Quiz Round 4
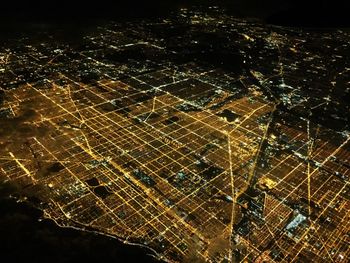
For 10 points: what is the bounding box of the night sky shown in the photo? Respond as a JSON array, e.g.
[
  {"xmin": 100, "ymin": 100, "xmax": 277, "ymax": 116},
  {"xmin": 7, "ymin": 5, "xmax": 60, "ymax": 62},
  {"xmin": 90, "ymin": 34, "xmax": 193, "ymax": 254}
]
[{"xmin": 2, "ymin": 0, "xmax": 350, "ymax": 26}]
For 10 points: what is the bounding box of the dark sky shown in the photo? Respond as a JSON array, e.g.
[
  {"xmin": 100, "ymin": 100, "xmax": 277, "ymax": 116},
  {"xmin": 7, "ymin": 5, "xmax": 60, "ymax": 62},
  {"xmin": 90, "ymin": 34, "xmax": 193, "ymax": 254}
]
[
  {"xmin": 3, "ymin": 0, "xmax": 350, "ymax": 25},
  {"xmin": 6, "ymin": 0, "xmax": 285, "ymax": 18},
  {"xmin": 0, "ymin": 0, "xmax": 347, "ymax": 38}
]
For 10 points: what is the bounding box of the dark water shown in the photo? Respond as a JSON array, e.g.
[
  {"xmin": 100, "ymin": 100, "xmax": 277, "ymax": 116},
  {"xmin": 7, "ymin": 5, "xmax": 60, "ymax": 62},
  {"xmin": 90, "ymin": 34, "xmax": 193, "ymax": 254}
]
[{"xmin": 0, "ymin": 183, "xmax": 160, "ymax": 263}]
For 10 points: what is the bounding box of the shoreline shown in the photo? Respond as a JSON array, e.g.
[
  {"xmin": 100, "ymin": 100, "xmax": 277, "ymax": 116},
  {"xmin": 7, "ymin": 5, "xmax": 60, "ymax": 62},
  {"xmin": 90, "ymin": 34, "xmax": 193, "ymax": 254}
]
[{"xmin": 0, "ymin": 192, "xmax": 162, "ymax": 263}]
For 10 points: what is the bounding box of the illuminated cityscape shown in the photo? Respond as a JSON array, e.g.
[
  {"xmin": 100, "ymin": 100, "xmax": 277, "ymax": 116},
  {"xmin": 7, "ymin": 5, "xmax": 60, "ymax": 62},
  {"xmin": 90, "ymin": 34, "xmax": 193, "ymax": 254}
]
[{"xmin": 0, "ymin": 7, "xmax": 349, "ymax": 262}]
